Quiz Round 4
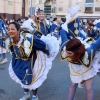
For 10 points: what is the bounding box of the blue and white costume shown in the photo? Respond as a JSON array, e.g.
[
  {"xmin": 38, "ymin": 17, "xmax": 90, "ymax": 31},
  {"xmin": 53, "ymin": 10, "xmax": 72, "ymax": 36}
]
[
  {"xmin": 22, "ymin": 18, "xmax": 35, "ymax": 30},
  {"xmin": 50, "ymin": 21, "xmax": 58, "ymax": 33},
  {"xmin": 0, "ymin": 19, "xmax": 7, "ymax": 54},
  {"xmin": 93, "ymin": 19, "xmax": 100, "ymax": 30},
  {"xmin": 87, "ymin": 28, "xmax": 99, "ymax": 40},
  {"xmin": 36, "ymin": 8, "xmax": 51, "ymax": 36},
  {"xmin": 60, "ymin": 36, "xmax": 100, "ymax": 83},
  {"xmin": 38, "ymin": 21, "xmax": 50, "ymax": 36},
  {"xmin": 50, "ymin": 20, "xmax": 60, "ymax": 39},
  {"xmin": 22, "ymin": 17, "xmax": 50, "ymax": 38},
  {"xmin": 22, "ymin": 18, "xmax": 42, "ymax": 37},
  {"xmin": 60, "ymin": 9, "xmax": 86, "ymax": 44},
  {"xmin": 9, "ymin": 32, "xmax": 59, "ymax": 90},
  {"xmin": 60, "ymin": 6, "xmax": 100, "ymax": 85}
]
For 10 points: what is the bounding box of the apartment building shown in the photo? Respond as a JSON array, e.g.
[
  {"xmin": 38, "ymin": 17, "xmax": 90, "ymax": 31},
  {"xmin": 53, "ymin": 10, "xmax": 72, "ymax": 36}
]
[
  {"xmin": 0, "ymin": 0, "xmax": 29, "ymax": 20},
  {"xmin": 51, "ymin": 0, "xmax": 100, "ymax": 17},
  {"xmin": 2, "ymin": 0, "xmax": 99, "ymax": 20},
  {"xmin": 34, "ymin": 0, "xmax": 100, "ymax": 18}
]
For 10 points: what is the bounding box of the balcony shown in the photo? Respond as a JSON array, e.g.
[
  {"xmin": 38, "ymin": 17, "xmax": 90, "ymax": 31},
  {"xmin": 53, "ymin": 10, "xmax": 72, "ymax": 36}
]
[
  {"xmin": 84, "ymin": 7, "xmax": 93, "ymax": 13},
  {"xmin": 85, "ymin": 3, "xmax": 94, "ymax": 7},
  {"xmin": 84, "ymin": 11, "xmax": 93, "ymax": 13}
]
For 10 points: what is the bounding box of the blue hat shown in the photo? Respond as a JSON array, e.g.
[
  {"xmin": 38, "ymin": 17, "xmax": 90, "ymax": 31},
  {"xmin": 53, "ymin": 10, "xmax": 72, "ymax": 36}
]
[{"xmin": 68, "ymin": 6, "xmax": 80, "ymax": 17}]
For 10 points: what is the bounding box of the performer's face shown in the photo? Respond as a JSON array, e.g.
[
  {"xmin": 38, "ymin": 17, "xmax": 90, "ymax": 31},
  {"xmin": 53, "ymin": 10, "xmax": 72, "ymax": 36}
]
[
  {"xmin": 66, "ymin": 50, "xmax": 74, "ymax": 58},
  {"xmin": 8, "ymin": 24, "xmax": 19, "ymax": 38},
  {"xmin": 38, "ymin": 11, "xmax": 45, "ymax": 21}
]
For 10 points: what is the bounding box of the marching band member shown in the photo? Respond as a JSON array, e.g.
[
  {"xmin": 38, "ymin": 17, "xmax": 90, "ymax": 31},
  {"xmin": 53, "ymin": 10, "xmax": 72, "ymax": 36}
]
[
  {"xmin": 87, "ymin": 22, "xmax": 99, "ymax": 40},
  {"xmin": 0, "ymin": 15, "xmax": 8, "ymax": 64},
  {"xmin": 60, "ymin": 6, "xmax": 100, "ymax": 100},
  {"xmin": 8, "ymin": 21, "xmax": 59, "ymax": 100},
  {"xmin": 50, "ymin": 15, "xmax": 61, "ymax": 39},
  {"xmin": 36, "ymin": 8, "xmax": 51, "ymax": 36},
  {"xmin": 60, "ymin": 6, "xmax": 86, "ymax": 44},
  {"xmin": 93, "ymin": 19, "xmax": 100, "ymax": 36},
  {"xmin": 22, "ymin": 14, "xmax": 43, "ymax": 38},
  {"xmin": 22, "ymin": 15, "xmax": 35, "ymax": 30},
  {"xmin": 60, "ymin": 37, "xmax": 100, "ymax": 100},
  {"xmin": 50, "ymin": 15, "xmax": 60, "ymax": 33}
]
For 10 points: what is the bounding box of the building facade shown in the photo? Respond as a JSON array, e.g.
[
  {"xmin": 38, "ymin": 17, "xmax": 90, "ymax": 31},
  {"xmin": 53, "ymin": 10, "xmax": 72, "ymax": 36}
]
[
  {"xmin": 1, "ymin": 0, "xmax": 100, "ymax": 20},
  {"xmin": 33, "ymin": 0, "xmax": 100, "ymax": 18},
  {"xmin": 0, "ymin": 0, "xmax": 30, "ymax": 20},
  {"xmin": 51, "ymin": 0, "xmax": 100, "ymax": 17}
]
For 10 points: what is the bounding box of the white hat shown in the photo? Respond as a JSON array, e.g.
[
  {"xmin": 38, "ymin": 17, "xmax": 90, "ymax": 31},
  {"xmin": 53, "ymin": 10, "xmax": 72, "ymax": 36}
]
[
  {"xmin": 68, "ymin": 6, "xmax": 80, "ymax": 17},
  {"xmin": 61, "ymin": 6, "xmax": 80, "ymax": 32}
]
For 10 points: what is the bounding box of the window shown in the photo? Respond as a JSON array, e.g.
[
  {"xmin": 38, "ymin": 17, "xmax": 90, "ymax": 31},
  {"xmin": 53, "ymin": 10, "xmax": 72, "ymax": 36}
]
[
  {"xmin": 8, "ymin": 1, "xmax": 13, "ymax": 5},
  {"xmin": 44, "ymin": 5, "xmax": 51, "ymax": 15},
  {"xmin": 95, "ymin": 7, "xmax": 100, "ymax": 11},
  {"xmin": 39, "ymin": 0, "xmax": 42, "ymax": 3},
  {"xmin": 59, "ymin": 7, "xmax": 63, "ymax": 11},
  {"xmin": 52, "ymin": 7, "xmax": 56, "ymax": 13},
  {"xmin": 85, "ymin": 7, "xmax": 93, "ymax": 13},
  {"xmin": 85, "ymin": 0, "xmax": 94, "ymax": 3}
]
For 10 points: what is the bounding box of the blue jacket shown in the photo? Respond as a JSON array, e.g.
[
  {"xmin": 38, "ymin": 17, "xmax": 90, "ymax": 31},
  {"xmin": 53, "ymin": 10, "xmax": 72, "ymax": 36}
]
[
  {"xmin": 60, "ymin": 37, "xmax": 100, "ymax": 68},
  {"xmin": 0, "ymin": 19, "xmax": 7, "ymax": 48},
  {"xmin": 9, "ymin": 33, "xmax": 49, "ymax": 85}
]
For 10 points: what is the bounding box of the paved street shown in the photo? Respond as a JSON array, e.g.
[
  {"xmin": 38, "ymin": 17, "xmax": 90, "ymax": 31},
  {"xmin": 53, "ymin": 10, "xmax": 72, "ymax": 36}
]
[{"xmin": 0, "ymin": 53, "xmax": 100, "ymax": 100}]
